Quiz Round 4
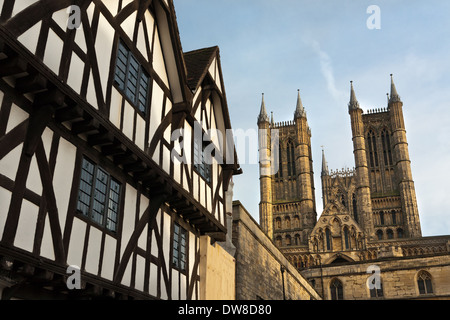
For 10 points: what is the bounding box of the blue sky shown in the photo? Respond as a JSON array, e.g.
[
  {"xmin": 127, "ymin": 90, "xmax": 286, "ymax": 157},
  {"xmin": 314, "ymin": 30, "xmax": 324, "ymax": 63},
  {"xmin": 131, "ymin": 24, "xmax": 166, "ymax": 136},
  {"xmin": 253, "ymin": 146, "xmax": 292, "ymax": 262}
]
[{"xmin": 173, "ymin": 0, "xmax": 450, "ymax": 236}]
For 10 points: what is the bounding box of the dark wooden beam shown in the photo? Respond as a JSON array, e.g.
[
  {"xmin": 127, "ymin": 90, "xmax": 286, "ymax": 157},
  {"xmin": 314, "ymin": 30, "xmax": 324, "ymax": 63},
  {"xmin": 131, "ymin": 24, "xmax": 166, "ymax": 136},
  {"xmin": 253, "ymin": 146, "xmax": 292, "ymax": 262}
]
[
  {"xmin": 133, "ymin": 168, "xmax": 157, "ymax": 182},
  {"xmin": 0, "ymin": 55, "xmax": 28, "ymax": 77},
  {"xmin": 0, "ymin": 119, "xmax": 28, "ymax": 160},
  {"xmin": 0, "ymin": 256, "xmax": 14, "ymax": 271},
  {"xmin": 15, "ymin": 72, "xmax": 48, "ymax": 94},
  {"xmin": 35, "ymin": 140, "xmax": 66, "ymax": 264},
  {"xmin": 182, "ymin": 210, "xmax": 202, "ymax": 220},
  {"xmin": 170, "ymin": 199, "xmax": 190, "ymax": 210},
  {"xmin": 55, "ymin": 104, "xmax": 84, "ymax": 123},
  {"xmin": 171, "ymin": 102, "xmax": 189, "ymax": 130},
  {"xmin": 71, "ymin": 118, "xmax": 100, "ymax": 135},
  {"xmin": 113, "ymin": 152, "xmax": 138, "ymax": 166},
  {"xmin": 197, "ymin": 222, "xmax": 218, "ymax": 233},
  {"xmin": 34, "ymin": 87, "xmax": 65, "ymax": 109},
  {"xmin": 0, "ymin": 40, "xmax": 15, "ymax": 57},
  {"xmin": 17, "ymin": 263, "xmax": 35, "ymax": 277},
  {"xmin": 206, "ymin": 232, "xmax": 226, "ymax": 242},
  {"xmin": 32, "ymin": 268, "xmax": 54, "ymax": 282},
  {"xmin": 113, "ymin": 193, "xmax": 167, "ymax": 284},
  {"xmin": 87, "ymin": 130, "xmax": 114, "ymax": 147},
  {"xmin": 189, "ymin": 216, "xmax": 207, "ymax": 225},
  {"xmin": 123, "ymin": 161, "xmax": 147, "ymax": 173},
  {"xmin": 101, "ymin": 142, "xmax": 127, "ymax": 156}
]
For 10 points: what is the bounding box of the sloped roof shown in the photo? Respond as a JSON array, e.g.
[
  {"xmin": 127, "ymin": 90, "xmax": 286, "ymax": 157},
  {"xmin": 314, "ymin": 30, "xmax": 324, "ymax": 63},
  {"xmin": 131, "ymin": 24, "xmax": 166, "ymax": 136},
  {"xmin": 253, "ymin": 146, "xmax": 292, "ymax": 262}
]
[{"xmin": 183, "ymin": 46, "xmax": 219, "ymax": 91}]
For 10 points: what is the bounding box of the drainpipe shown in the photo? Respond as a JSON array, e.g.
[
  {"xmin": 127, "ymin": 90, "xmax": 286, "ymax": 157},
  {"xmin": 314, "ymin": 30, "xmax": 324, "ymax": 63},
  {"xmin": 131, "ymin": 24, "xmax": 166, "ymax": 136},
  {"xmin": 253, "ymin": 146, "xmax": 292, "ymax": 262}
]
[{"xmin": 280, "ymin": 265, "xmax": 286, "ymax": 300}]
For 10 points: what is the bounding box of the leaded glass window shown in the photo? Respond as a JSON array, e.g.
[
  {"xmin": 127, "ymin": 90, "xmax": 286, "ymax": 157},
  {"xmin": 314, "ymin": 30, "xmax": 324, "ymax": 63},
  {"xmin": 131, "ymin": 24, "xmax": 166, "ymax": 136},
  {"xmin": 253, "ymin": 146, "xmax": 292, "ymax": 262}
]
[
  {"xmin": 344, "ymin": 227, "xmax": 350, "ymax": 250},
  {"xmin": 287, "ymin": 141, "xmax": 296, "ymax": 177},
  {"xmin": 193, "ymin": 136, "xmax": 212, "ymax": 184},
  {"xmin": 326, "ymin": 228, "xmax": 332, "ymax": 251},
  {"xmin": 367, "ymin": 130, "xmax": 378, "ymax": 168},
  {"xmin": 330, "ymin": 279, "xmax": 343, "ymax": 300},
  {"xmin": 114, "ymin": 40, "xmax": 150, "ymax": 114},
  {"xmin": 77, "ymin": 157, "xmax": 121, "ymax": 232},
  {"xmin": 417, "ymin": 271, "xmax": 433, "ymax": 295},
  {"xmin": 370, "ymin": 281, "xmax": 384, "ymax": 298},
  {"xmin": 172, "ymin": 223, "xmax": 187, "ymax": 271}
]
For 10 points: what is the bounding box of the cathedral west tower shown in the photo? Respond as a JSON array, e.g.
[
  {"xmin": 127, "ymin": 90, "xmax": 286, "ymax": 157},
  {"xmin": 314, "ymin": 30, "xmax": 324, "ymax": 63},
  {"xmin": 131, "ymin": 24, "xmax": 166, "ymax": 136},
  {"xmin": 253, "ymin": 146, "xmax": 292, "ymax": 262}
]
[
  {"xmin": 259, "ymin": 75, "xmax": 423, "ymax": 268},
  {"xmin": 258, "ymin": 91, "xmax": 317, "ymax": 246}
]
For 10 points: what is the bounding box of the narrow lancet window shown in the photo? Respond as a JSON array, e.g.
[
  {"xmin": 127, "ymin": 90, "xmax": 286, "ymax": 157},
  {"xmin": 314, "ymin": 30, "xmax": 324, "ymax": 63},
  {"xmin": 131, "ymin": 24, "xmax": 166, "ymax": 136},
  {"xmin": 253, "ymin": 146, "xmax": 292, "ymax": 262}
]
[{"xmin": 287, "ymin": 141, "xmax": 296, "ymax": 177}]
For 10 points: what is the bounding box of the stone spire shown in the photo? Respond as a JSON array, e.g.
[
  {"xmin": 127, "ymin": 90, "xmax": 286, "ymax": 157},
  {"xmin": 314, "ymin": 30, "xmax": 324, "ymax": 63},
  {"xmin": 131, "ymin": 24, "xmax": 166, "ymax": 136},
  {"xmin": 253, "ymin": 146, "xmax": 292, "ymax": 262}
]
[
  {"xmin": 321, "ymin": 147, "xmax": 329, "ymax": 176},
  {"xmin": 270, "ymin": 111, "xmax": 274, "ymax": 126},
  {"xmin": 389, "ymin": 74, "xmax": 401, "ymax": 103},
  {"xmin": 257, "ymin": 93, "xmax": 270, "ymax": 124},
  {"xmin": 348, "ymin": 81, "xmax": 360, "ymax": 111},
  {"xmin": 294, "ymin": 89, "xmax": 306, "ymax": 119}
]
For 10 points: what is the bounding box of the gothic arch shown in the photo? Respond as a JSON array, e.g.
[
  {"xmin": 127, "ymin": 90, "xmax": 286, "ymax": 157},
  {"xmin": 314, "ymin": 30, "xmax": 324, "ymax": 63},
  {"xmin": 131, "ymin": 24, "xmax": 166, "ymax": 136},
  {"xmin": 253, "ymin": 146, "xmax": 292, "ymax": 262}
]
[
  {"xmin": 416, "ymin": 270, "xmax": 434, "ymax": 295},
  {"xmin": 325, "ymin": 253, "xmax": 354, "ymax": 265}
]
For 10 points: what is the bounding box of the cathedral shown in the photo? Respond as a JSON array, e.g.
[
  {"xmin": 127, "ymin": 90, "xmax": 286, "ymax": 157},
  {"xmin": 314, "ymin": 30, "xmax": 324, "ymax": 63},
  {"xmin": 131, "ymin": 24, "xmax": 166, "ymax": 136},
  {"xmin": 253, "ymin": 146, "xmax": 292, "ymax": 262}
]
[{"xmin": 258, "ymin": 76, "xmax": 450, "ymax": 299}]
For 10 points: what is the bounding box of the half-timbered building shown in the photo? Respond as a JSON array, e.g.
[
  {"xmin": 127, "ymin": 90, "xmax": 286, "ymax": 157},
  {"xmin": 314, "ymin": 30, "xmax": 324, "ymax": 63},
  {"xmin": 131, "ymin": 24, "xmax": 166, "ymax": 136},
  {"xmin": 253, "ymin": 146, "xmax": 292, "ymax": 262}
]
[{"xmin": 0, "ymin": 0, "xmax": 241, "ymax": 300}]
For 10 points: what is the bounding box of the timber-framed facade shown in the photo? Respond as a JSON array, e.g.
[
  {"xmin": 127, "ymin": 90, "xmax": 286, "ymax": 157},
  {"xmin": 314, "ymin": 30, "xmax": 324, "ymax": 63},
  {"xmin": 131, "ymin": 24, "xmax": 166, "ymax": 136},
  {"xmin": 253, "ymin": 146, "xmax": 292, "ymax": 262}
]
[{"xmin": 0, "ymin": 0, "xmax": 241, "ymax": 300}]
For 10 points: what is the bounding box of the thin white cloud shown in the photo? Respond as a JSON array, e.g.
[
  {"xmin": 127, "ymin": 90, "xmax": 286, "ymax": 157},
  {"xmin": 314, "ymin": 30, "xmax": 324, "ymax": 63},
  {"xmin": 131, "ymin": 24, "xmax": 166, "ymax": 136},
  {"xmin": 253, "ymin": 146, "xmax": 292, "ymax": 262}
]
[{"xmin": 309, "ymin": 40, "xmax": 346, "ymax": 102}]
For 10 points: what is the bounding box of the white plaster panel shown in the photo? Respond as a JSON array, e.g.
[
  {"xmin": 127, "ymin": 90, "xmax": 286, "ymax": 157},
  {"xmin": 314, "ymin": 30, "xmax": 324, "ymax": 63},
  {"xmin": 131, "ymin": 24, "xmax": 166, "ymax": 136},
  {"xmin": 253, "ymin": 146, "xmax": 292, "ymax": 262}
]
[
  {"xmin": 121, "ymin": 11, "xmax": 136, "ymax": 40},
  {"xmin": 135, "ymin": 255, "xmax": 146, "ymax": 292},
  {"xmin": 43, "ymin": 30, "xmax": 63, "ymax": 75},
  {"xmin": 122, "ymin": 101, "xmax": 134, "ymax": 141},
  {"xmin": 0, "ymin": 188, "xmax": 11, "ymax": 240},
  {"xmin": 14, "ymin": 200, "xmax": 38, "ymax": 252},
  {"xmin": 149, "ymin": 262, "xmax": 158, "ymax": 297},
  {"xmin": 85, "ymin": 226, "xmax": 102, "ymax": 275},
  {"xmin": 109, "ymin": 87, "xmax": 123, "ymax": 128},
  {"xmin": 101, "ymin": 234, "xmax": 116, "ymax": 281},
  {"xmin": 0, "ymin": 143, "xmax": 22, "ymax": 181},
  {"xmin": 67, "ymin": 53, "xmax": 84, "ymax": 94},
  {"xmin": 39, "ymin": 215, "xmax": 55, "ymax": 261},
  {"xmin": 17, "ymin": 21, "xmax": 41, "ymax": 55},
  {"xmin": 121, "ymin": 184, "xmax": 137, "ymax": 255},
  {"xmin": 5, "ymin": 103, "xmax": 28, "ymax": 134},
  {"xmin": 52, "ymin": 138, "xmax": 76, "ymax": 229},
  {"xmin": 95, "ymin": 13, "xmax": 115, "ymax": 98},
  {"xmin": 152, "ymin": 27, "xmax": 169, "ymax": 88},
  {"xmin": 172, "ymin": 269, "xmax": 179, "ymax": 300},
  {"xmin": 67, "ymin": 218, "xmax": 87, "ymax": 268}
]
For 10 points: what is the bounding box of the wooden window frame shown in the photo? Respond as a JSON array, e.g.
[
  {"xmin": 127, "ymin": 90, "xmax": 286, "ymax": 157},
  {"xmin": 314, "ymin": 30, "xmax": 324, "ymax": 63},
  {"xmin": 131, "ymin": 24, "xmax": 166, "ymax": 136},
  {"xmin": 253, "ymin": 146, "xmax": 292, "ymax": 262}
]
[
  {"xmin": 193, "ymin": 135, "xmax": 212, "ymax": 185},
  {"xmin": 76, "ymin": 156, "xmax": 122, "ymax": 233},
  {"xmin": 114, "ymin": 40, "xmax": 150, "ymax": 117},
  {"xmin": 172, "ymin": 222, "xmax": 188, "ymax": 273}
]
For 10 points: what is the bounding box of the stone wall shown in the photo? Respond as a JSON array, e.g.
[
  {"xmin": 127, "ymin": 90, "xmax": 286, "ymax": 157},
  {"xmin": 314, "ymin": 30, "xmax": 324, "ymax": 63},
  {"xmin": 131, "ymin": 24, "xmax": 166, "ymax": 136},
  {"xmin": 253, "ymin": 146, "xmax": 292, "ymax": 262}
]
[
  {"xmin": 301, "ymin": 254, "xmax": 450, "ymax": 300},
  {"xmin": 199, "ymin": 235, "xmax": 236, "ymax": 300},
  {"xmin": 232, "ymin": 201, "xmax": 321, "ymax": 300}
]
